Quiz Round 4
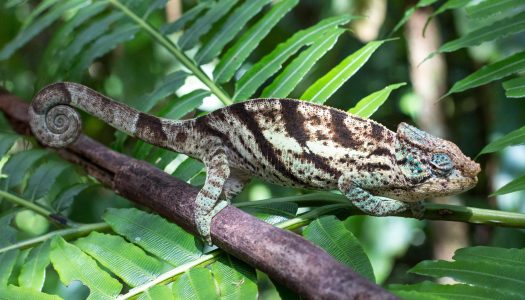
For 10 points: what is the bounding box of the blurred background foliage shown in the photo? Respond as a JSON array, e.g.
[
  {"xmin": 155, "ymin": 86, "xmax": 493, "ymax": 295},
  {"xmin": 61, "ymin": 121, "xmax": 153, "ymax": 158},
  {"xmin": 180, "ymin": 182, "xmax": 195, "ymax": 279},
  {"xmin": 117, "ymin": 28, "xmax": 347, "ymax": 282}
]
[{"xmin": 0, "ymin": 0, "xmax": 525, "ymax": 299}]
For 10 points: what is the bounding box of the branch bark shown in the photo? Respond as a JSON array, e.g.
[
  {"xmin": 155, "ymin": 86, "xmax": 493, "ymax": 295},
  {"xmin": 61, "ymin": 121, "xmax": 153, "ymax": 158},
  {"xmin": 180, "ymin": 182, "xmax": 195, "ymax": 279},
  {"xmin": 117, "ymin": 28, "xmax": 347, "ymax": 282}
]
[{"xmin": 0, "ymin": 90, "xmax": 397, "ymax": 300}]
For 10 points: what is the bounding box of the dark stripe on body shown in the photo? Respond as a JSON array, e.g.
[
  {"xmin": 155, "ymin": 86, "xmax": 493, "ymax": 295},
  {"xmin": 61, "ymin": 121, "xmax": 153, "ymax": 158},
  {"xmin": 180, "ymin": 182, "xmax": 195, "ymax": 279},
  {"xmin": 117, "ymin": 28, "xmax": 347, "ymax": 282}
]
[
  {"xmin": 281, "ymin": 100, "xmax": 341, "ymax": 178},
  {"xmin": 329, "ymin": 109, "xmax": 363, "ymax": 149},
  {"xmin": 197, "ymin": 112, "xmax": 257, "ymax": 172},
  {"xmin": 136, "ymin": 113, "xmax": 168, "ymax": 146},
  {"xmin": 228, "ymin": 102, "xmax": 309, "ymax": 186}
]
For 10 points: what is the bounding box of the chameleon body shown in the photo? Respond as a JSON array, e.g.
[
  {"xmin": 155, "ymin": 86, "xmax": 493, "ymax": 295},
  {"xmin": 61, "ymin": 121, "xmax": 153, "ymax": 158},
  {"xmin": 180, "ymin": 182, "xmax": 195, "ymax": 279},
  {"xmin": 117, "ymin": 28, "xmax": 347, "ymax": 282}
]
[{"xmin": 30, "ymin": 83, "xmax": 480, "ymax": 244}]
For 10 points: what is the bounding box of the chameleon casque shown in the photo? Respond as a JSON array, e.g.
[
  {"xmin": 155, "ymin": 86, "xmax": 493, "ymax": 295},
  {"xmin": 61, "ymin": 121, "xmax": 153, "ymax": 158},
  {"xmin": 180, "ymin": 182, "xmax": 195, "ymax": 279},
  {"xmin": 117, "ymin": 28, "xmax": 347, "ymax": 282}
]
[{"xmin": 29, "ymin": 82, "xmax": 480, "ymax": 244}]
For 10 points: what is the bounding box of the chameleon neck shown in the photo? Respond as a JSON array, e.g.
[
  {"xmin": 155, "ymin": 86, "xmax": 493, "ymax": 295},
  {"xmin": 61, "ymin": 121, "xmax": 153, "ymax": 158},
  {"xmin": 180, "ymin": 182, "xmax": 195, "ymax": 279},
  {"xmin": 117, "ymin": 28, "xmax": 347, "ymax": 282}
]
[{"xmin": 29, "ymin": 82, "xmax": 194, "ymax": 153}]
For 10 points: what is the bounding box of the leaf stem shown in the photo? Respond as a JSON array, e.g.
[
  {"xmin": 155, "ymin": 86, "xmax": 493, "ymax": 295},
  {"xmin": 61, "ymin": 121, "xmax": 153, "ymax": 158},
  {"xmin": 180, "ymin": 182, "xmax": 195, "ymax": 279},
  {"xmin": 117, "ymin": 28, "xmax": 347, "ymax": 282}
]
[
  {"xmin": 0, "ymin": 222, "xmax": 109, "ymax": 254},
  {"xmin": 0, "ymin": 190, "xmax": 53, "ymax": 218},
  {"xmin": 118, "ymin": 250, "xmax": 222, "ymax": 300},
  {"xmin": 107, "ymin": 0, "xmax": 232, "ymax": 106},
  {"xmin": 237, "ymin": 192, "xmax": 525, "ymax": 228}
]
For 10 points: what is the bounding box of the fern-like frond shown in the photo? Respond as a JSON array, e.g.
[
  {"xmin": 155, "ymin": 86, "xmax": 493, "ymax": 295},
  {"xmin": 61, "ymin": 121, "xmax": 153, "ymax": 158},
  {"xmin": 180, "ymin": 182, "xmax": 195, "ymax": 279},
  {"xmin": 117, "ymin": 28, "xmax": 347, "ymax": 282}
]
[{"xmin": 389, "ymin": 246, "xmax": 525, "ymax": 299}]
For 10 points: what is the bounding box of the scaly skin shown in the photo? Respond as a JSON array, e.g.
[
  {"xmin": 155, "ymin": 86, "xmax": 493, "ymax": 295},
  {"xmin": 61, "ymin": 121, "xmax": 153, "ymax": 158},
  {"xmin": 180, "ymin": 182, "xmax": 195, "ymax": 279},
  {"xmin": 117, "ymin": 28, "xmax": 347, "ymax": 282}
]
[{"xmin": 29, "ymin": 82, "xmax": 481, "ymax": 244}]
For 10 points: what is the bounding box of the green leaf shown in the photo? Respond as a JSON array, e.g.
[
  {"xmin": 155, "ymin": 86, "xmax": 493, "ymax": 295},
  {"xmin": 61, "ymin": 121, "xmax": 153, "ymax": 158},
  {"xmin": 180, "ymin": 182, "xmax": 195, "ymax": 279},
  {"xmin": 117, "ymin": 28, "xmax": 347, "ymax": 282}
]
[
  {"xmin": 446, "ymin": 51, "xmax": 525, "ymax": 97},
  {"xmin": 234, "ymin": 15, "xmax": 352, "ymax": 101},
  {"xmin": 241, "ymin": 202, "xmax": 298, "ymax": 225},
  {"xmin": 140, "ymin": 71, "xmax": 189, "ymax": 112},
  {"xmin": 172, "ymin": 158, "xmax": 205, "ymax": 181},
  {"xmin": 301, "ymin": 40, "xmax": 386, "ymax": 104},
  {"xmin": 492, "ymin": 174, "xmax": 525, "ymax": 196},
  {"xmin": 71, "ymin": 23, "xmax": 139, "ymax": 79},
  {"xmin": 434, "ymin": 0, "xmax": 471, "ymax": 16},
  {"xmin": 392, "ymin": 247, "xmax": 525, "ymax": 299},
  {"xmin": 453, "ymin": 246, "xmax": 525, "ymax": 267},
  {"xmin": 261, "ymin": 28, "xmax": 345, "ymax": 98},
  {"xmin": 56, "ymin": 12, "xmax": 124, "ymax": 77},
  {"xmin": 18, "ymin": 240, "xmax": 51, "ymax": 291},
  {"xmin": 172, "ymin": 268, "xmax": 220, "ymax": 300},
  {"xmin": 75, "ymin": 232, "xmax": 165, "ymax": 287},
  {"xmin": 138, "ymin": 285, "xmax": 174, "ymax": 300},
  {"xmin": 0, "ymin": 215, "xmax": 17, "ymax": 248},
  {"xmin": 178, "ymin": 0, "xmax": 237, "ymax": 50},
  {"xmin": 195, "ymin": 0, "xmax": 271, "ymax": 64},
  {"xmin": 389, "ymin": 0, "xmax": 438, "ymax": 35},
  {"xmin": 2, "ymin": 149, "xmax": 50, "ymax": 189},
  {"xmin": 211, "ymin": 255, "xmax": 258, "ymax": 300},
  {"xmin": 390, "ymin": 281, "xmax": 510, "ymax": 300},
  {"xmin": 348, "ymin": 83, "xmax": 406, "ymax": 118},
  {"xmin": 161, "ymin": 2, "xmax": 211, "ymax": 35},
  {"xmin": 24, "ymin": 160, "xmax": 71, "ymax": 200},
  {"xmin": 437, "ymin": 11, "xmax": 525, "ymax": 54},
  {"xmin": 0, "ymin": 0, "xmax": 87, "ymax": 60},
  {"xmin": 214, "ymin": 0, "xmax": 298, "ymax": 83},
  {"xmin": 38, "ymin": 2, "xmax": 109, "ymax": 82},
  {"xmin": 503, "ymin": 77, "xmax": 525, "ymax": 98},
  {"xmin": 0, "ymin": 132, "xmax": 19, "ymax": 157},
  {"xmin": 50, "ymin": 237, "xmax": 122, "ymax": 300},
  {"xmin": 303, "ymin": 216, "xmax": 375, "ymax": 282},
  {"xmin": 478, "ymin": 125, "xmax": 525, "ymax": 156},
  {"xmin": 51, "ymin": 182, "xmax": 92, "ymax": 213},
  {"xmin": 410, "ymin": 255, "xmax": 525, "ymax": 297},
  {"xmin": 0, "ymin": 285, "xmax": 62, "ymax": 300},
  {"xmin": 103, "ymin": 208, "xmax": 203, "ymax": 266},
  {"xmin": 0, "ymin": 249, "xmax": 19, "ymax": 286},
  {"xmin": 159, "ymin": 89, "xmax": 209, "ymax": 119},
  {"xmin": 466, "ymin": 0, "xmax": 525, "ymax": 19}
]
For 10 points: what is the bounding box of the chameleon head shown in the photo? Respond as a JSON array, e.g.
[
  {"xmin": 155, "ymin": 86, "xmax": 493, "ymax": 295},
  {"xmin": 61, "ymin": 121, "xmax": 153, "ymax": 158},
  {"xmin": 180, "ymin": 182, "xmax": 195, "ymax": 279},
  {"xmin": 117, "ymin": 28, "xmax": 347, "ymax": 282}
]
[{"xmin": 395, "ymin": 123, "xmax": 480, "ymax": 199}]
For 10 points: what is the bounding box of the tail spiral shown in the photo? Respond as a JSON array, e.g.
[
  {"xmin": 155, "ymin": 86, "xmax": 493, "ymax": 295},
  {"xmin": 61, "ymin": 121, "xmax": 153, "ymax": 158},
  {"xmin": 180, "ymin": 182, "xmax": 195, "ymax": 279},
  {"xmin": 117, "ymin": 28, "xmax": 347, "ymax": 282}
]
[{"xmin": 29, "ymin": 83, "xmax": 81, "ymax": 147}]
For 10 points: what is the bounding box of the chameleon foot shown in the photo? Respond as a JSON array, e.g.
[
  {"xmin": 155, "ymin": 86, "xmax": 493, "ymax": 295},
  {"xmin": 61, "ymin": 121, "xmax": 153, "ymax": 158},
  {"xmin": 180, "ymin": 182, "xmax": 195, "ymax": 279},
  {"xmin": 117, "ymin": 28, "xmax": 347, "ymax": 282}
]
[{"xmin": 195, "ymin": 200, "xmax": 229, "ymax": 245}]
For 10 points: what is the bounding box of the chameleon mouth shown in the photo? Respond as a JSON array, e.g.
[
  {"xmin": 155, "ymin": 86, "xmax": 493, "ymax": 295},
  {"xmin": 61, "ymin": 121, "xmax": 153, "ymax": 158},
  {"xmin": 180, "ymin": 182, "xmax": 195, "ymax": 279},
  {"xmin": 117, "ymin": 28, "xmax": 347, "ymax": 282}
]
[{"xmin": 463, "ymin": 161, "xmax": 481, "ymax": 179}]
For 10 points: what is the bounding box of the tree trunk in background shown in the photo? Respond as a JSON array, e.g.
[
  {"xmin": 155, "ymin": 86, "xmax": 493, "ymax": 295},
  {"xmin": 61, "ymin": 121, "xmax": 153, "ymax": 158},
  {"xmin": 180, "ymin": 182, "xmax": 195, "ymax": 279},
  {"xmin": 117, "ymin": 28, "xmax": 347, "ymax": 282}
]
[
  {"xmin": 405, "ymin": 8, "xmax": 468, "ymax": 267},
  {"xmin": 166, "ymin": 0, "xmax": 181, "ymax": 23}
]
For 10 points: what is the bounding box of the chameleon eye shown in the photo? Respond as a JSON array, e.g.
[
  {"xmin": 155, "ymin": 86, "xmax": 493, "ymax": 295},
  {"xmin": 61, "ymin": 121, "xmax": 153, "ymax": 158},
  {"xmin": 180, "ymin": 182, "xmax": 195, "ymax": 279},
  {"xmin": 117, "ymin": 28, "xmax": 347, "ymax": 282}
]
[{"xmin": 430, "ymin": 153, "xmax": 454, "ymax": 175}]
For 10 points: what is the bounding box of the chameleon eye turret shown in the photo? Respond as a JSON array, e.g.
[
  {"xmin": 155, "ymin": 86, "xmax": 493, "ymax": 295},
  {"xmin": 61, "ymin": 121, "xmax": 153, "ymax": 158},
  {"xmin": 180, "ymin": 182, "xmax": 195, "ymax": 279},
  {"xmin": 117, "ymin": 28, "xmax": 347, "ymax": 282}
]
[
  {"xmin": 30, "ymin": 82, "xmax": 480, "ymax": 243},
  {"xmin": 430, "ymin": 153, "xmax": 454, "ymax": 175}
]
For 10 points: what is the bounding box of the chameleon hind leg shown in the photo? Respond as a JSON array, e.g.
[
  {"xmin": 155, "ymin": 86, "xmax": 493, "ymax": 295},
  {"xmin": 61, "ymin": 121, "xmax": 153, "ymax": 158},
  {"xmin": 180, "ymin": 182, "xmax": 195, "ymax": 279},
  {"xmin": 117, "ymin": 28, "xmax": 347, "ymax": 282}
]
[
  {"xmin": 222, "ymin": 168, "xmax": 251, "ymax": 201},
  {"xmin": 338, "ymin": 175, "xmax": 411, "ymax": 216},
  {"xmin": 195, "ymin": 146, "xmax": 230, "ymax": 245}
]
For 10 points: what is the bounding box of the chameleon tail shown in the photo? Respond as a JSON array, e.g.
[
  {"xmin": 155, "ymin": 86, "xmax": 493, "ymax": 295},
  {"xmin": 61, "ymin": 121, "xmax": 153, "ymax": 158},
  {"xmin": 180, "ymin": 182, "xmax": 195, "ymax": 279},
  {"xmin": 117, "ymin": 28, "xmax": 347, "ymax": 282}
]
[{"xmin": 29, "ymin": 82, "xmax": 187, "ymax": 149}]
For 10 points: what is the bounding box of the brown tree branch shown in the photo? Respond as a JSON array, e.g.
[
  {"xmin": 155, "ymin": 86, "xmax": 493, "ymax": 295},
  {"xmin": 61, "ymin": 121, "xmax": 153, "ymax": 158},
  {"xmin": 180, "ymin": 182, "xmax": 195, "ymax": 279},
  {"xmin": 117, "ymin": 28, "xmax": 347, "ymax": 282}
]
[{"xmin": 0, "ymin": 90, "xmax": 396, "ymax": 300}]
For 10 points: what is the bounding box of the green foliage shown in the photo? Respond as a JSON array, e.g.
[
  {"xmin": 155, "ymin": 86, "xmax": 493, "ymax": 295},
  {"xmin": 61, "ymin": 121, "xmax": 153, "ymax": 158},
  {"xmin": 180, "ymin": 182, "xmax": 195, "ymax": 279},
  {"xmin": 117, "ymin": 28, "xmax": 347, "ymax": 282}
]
[
  {"xmin": 348, "ymin": 83, "xmax": 406, "ymax": 118},
  {"xmin": 171, "ymin": 268, "xmax": 219, "ymax": 299},
  {"xmin": 478, "ymin": 125, "xmax": 525, "ymax": 156},
  {"xmin": 445, "ymin": 51, "xmax": 525, "ymax": 97},
  {"xmin": 390, "ymin": 246, "xmax": 525, "ymax": 300},
  {"xmin": 303, "ymin": 216, "xmax": 375, "ymax": 282},
  {"xmin": 503, "ymin": 77, "xmax": 525, "ymax": 98},
  {"xmin": 1, "ymin": 0, "xmax": 525, "ymax": 299},
  {"xmin": 103, "ymin": 208, "xmax": 203, "ymax": 266},
  {"xmin": 50, "ymin": 236, "xmax": 123, "ymax": 299},
  {"xmin": 301, "ymin": 40, "xmax": 386, "ymax": 104},
  {"xmin": 233, "ymin": 15, "xmax": 352, "ymax": 101}
]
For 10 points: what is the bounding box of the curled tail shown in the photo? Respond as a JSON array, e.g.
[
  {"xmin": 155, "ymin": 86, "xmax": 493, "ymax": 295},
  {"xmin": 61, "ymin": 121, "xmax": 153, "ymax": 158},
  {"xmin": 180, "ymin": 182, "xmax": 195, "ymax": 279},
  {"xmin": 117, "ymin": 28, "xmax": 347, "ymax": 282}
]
[{"xmin": 29, "ymin": 82, "xmax": 191, "ymax": 150}]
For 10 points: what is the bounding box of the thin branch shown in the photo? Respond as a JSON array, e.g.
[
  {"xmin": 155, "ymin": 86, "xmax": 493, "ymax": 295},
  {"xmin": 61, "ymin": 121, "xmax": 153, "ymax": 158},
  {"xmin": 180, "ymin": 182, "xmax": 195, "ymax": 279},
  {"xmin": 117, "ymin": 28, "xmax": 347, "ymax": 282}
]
[
  {"xmin": 0, "ymin": 222, "xmax": 109, "ymax": 254},
  {"xmin": 107, "ymin": 0, "xmax": 233, "ymax": 106},
  {"xmin": 237, "ymin": 192, "xmax": 525, "ymax": 228},
  {"xmin": 118, "ymin": 250, "xmax": 222, "ymax": 300},
  {"xmin": 0, "ymin": 190, "xmax": 53, "ymax": 217}
]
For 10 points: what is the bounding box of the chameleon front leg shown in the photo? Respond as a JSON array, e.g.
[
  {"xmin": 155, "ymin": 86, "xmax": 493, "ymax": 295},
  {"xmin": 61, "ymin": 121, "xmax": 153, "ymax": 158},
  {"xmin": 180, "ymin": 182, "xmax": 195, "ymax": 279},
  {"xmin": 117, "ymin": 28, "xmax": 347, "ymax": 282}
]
[
  {"xmin": 195, "ymin": 146, "xmax": 230, "ymax": 245},
  {"xmin": 338, "ymin": 174, "xmax": 412, "ymax": 216}
]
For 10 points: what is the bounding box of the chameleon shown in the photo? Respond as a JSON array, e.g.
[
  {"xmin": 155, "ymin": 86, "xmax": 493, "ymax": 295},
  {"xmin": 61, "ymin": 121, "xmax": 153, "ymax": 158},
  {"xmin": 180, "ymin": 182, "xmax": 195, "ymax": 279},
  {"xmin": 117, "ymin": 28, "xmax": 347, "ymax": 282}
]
[{"xmin": 29, "ymin": 82, "xmax": 480, "ymax": 244}]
